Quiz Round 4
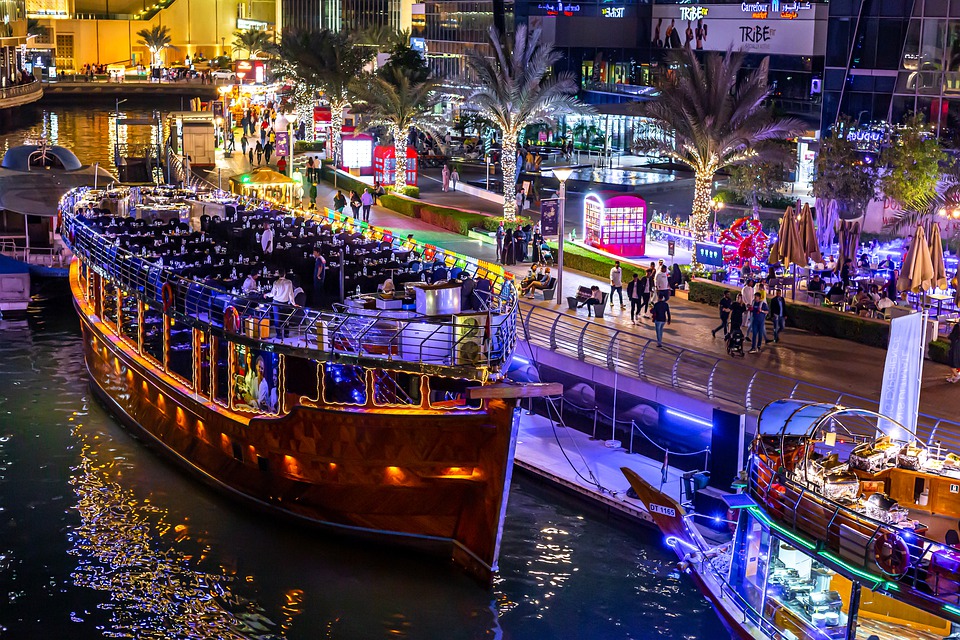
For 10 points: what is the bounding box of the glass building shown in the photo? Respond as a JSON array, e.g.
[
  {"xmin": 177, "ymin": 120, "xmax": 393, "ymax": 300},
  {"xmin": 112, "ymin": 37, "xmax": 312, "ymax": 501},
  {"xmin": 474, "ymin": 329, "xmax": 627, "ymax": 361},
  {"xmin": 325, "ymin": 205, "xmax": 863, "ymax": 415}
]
[
  {"xmin": 412, "ymin": 0, "xmax": 514, "ymax": 79},
  {"xmin": 282, "ymin": 0, "xmax": 399, "ymax": 34},
  {"xmin": 822, "ymin": 0, "xmax": 960, "ymax": 144}
]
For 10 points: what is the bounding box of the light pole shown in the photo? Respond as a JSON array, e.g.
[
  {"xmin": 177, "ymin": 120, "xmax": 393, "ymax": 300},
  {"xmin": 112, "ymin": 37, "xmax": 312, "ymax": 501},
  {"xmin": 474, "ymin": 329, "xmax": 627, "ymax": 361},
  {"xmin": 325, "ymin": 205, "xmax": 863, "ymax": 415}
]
[
  {"xmin": 551, "ymin": 167, "xmax": 574, "ymax": 304},
  {"xmin": 218, "ymin": 85, "xmax": 232, "ymax": 156}
]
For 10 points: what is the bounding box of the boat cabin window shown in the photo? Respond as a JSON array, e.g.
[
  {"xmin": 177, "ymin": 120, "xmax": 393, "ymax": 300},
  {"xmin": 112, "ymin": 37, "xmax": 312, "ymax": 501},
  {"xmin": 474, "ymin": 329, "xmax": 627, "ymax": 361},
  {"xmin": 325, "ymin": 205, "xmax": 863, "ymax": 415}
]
[
  {"xmin": 213, "ymin": 337, "xmax": 229, "ymax": 407},
  {"xmin": 101, "ymin": 279, "xmax": 118, "ymax": 330},
  {"xmin": 372, "ymin": 370, "xmax": 422, "ymax": 407},
  {"xmin": 118, "ymin": 292, "xmax": 138, "ymax": 348},
  {"xmin": 195, "ymin": 330, "xmax": 211, "ymax": 398},
  {"xmin": 323, "ymin": 364, "xmax": 366, "ymax": 406},
  {"xmin": 141, "ymin": 302, "xmax": 164, "ymax": 366},
  {"xmin": 167, "ymin": 317, "xmax": 193, "ymax": 387}
]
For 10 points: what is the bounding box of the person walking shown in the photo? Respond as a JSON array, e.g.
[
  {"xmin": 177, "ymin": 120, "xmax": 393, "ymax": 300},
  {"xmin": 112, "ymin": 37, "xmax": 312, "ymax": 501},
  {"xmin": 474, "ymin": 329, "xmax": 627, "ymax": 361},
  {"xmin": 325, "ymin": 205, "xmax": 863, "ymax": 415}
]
[
  {"xmin": 651, "ymin": 294, "xmax": 671, "ymax": 347},
  {"xmin": 729, "ymin": 293, "xmax": 747, "ymax": 337},
  {"xmin": 741, "ymin": 278, "xmax": 755, "ymax": 335},
  {"xmin": 441, "ymin": 164, "xmax": 450, "ymax": 192},
  {"xmin": 255, "ymin": 140, "xmax": 264, "ymax": 165},
  {"xmin": 655, "ymin": 264, "xmax": 670, "ymax": 300},
  {"xmin": 264, "ymin": 140, "xmax": 274, "ymax": 164},
  {"xmin": 768, "ymin": 289, "xmax": 786, "ymax": 343},
  {"xmin": 610, "ymin": 260, "xmax": 625, "ymax": 309},
  {"xmin": 241, "ymin": 135, "xmax": 248, "ymax": 155},
  {"xmin": 627, "ymin": 272, "xmax": 642, "ymax": 324},
  {"xmin": 712, "ymin": 290, "xmax": 732, "ymax": 338},
  {"xmin": 349, "ymin": 190, "xmax": 362, "ymax": 219},
  {"xmin": 361, "ymin": 188, "xmax": 373, "ymax": 222},
  {"xmin": 947, "ymin": 323, "xmax": 960, "ymax": 382},
  {"xmin": 639, "ymin": 268, "xmax": 653, "ymax": 317},
  {"xmin": 748, "ymin": 292, "xmax": 769, "ymax": 353},
  {"xmin": 450, "ymin": 166, "xmax": 460, "ymax": 191},
  {"xmin": 496, "ymin": 222, "xmax": 505, "ymax": 263},
  {"xmin": 515, "ymin": 187, "xmax": 525, "ymax": 213},
  {"xmin": 333, "ymin": 190, "xmax": 346, "ymax": 214}
]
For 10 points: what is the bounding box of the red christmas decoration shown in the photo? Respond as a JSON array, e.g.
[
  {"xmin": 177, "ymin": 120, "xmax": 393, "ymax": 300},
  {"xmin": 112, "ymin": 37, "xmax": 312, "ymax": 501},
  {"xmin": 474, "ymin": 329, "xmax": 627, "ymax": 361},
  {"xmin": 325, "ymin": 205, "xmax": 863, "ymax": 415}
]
[{"xmin": 718, "ymin": 217, "xmax": 768, "ymax": 267}]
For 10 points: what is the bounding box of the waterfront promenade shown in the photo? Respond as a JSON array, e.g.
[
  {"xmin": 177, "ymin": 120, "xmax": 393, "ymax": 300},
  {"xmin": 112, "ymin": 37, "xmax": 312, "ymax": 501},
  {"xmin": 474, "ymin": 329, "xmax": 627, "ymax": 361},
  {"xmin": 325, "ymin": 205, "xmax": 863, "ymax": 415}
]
[{"xmin": 200, "ymin": 152, "xmax": 960, "ymax": 423}]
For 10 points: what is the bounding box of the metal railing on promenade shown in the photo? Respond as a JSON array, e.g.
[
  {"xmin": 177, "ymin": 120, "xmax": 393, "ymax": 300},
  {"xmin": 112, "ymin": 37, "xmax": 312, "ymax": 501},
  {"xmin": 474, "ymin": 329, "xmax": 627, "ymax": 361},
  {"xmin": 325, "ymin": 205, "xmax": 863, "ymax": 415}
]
[{"xmin": 517, "ymin": 301, "xmax": 960, "ymax": 451}]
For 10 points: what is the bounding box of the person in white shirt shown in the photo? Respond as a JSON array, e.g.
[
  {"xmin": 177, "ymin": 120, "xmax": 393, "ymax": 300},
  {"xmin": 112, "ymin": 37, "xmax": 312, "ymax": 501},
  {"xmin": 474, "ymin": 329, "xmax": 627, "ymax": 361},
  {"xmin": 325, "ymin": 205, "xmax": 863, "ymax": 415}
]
[
  {"xmin": 242, "ymin": 272, "xmax": 258, "ymax": 294},
  {"xmin": 609, "ymin": 261, "xmax": 625, "ymax": 309},
  {"xmin": 267, "ymin": 273, "xmax": 297, "ymax": 338},
  {"xmin": 655, "ymin": 265, "xmax": 670, "ymax": 299},
  {"xmin": 741, "ymin": 279, "xmax": 755, "ymax": 333},
  {"xmin": 261, "ymin": 223, "xmax": 274, "ymax": 254}
]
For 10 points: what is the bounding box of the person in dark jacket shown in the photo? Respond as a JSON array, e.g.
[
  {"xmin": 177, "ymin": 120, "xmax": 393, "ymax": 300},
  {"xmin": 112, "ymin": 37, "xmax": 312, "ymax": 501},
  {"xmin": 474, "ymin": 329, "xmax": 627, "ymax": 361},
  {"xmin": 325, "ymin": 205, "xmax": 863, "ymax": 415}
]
[
  {"xmin": 712, "ymin": 290, "xmax": 732, "ymax": 338},
  {"xmin": 627, "ymin": 273, "xmax": 642, "ymax": 324},
  {"xmin": 651, "ymin": 293, "xmax": 671, "ymax": 347},
  {"xmin": 948, "ymin": 323, "xmax": 960, "ymax": 383},
  {"xmin": 349, "ymin": 190, "xmax": 362, "ymax": 218},
  {"xmin": 768, "ymin": 289, "xmax": 786, "ymax": 343}
]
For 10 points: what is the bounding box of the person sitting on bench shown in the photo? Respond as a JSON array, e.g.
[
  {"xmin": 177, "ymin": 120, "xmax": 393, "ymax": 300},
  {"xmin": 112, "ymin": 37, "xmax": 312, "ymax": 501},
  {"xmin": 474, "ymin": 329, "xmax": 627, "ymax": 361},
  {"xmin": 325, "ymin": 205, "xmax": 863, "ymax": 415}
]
[
  {"xmin": 577, "ymin": 285, "xmax": 603, "ymax": 317},
  {"xmin": 522, "ymin": 267, "xmax": 551, "ymax": 298}
]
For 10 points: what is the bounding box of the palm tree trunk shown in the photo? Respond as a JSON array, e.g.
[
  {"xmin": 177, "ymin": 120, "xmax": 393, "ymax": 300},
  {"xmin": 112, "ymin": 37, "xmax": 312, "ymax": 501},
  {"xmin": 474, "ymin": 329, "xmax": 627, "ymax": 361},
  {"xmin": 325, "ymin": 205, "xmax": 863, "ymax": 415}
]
[
  {"xmin": 330, "ymin": 98, "xmax": 346, "ymax": 164},
  {"xmin": 692, "ymin": 171, "xmax": 713, "ymax": 242},
  {"xmin": 295, "ymin": 85, "xmax": 315, "ymax": 142},
  {"xmin": 392, "ymin": 125, "xmax": 407, "ymax": 191},
  {"xmin": 751, "ymin": 191, "xmax": 760, "ymax": 219},
  {"xmin": 501, "ymin": 134, "xmax": 518, "ymax": 221}
]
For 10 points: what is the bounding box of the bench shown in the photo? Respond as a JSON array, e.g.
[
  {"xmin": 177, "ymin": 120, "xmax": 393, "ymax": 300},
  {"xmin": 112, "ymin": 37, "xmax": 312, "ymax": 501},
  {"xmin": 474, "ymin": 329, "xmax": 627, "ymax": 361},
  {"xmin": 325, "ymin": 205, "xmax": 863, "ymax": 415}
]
[
  {"xmin": 536, "ymin": 277, "xmax": 557, "ymax": 301},
  {"xmin": 566, "ymin": 286, "xmax": 608, "ymax": 318}
]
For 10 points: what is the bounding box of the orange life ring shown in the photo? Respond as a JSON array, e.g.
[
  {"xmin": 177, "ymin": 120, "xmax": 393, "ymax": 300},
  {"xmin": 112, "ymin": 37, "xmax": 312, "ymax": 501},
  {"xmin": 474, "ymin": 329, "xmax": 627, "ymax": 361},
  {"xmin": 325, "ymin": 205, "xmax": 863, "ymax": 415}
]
[
  {"xmin": 161, "ymin": 282, "xmax": 175, "ymax": 313},
  {"xmin": 875, "ymin": 531, "xmax": 911, "ymax": 577},
  {"xmin": 224, "ymin": 306, "xmax": 240, "ymax": 333}
]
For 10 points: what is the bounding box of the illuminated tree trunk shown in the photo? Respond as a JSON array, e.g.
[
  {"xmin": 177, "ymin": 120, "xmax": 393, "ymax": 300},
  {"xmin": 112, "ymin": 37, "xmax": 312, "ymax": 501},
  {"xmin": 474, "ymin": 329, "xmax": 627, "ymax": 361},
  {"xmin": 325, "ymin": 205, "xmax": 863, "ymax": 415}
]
[
  {"xmin": 501, "ymin": 133, "xmax": 518, "ymax": 221},
  {"xmin": 295, "ymin": 84, "xmax": 315, "ymax": 142},
  {"xmin": 692, "ymin": 171, "xmax": 713, "ymax": 241},
  {"xmin": 330, "ymin": 99, "xmax": 346, "ymax": 163},
  {"xmin": 392, "ymin": 124, "xmax": 407, "ymax": 191}
]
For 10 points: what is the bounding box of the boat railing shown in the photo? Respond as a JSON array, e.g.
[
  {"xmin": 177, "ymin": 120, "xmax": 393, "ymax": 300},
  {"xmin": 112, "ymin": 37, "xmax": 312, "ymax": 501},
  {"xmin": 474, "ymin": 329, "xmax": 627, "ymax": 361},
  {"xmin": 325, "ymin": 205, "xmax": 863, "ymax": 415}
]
[
  {"xmin": 517, "ymin": 301, "xmax": 960, "ymax": 447},
  {"xmin": 703, "ymin": 558, "xmax": 794, "ymax": 640},
  {"xmin": 747, "ymin": 454, "xmax": 958, "ymax": 609},
  {"xmin": 63, "ymin": 214, "xmax": 518, "ymax": 377}
]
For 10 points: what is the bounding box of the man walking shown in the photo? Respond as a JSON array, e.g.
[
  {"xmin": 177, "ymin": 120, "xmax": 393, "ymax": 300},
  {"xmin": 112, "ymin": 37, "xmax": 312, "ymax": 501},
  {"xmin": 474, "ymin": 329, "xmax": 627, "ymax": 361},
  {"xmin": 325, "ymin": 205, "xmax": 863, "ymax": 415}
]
[
  {"xmin": 651, "ymin": 293, "xmax": 671, "ymax": 347},
  {"xmin": 361, "ymin": 188, "xmax": 374, "ymax": 222},
  {"xmin": 748, "ymin": 292, "xmax": 768, "ymax": 353},
  {"xmin": 768, "ymin": 289, "xmax": 786, "ymax": 343},
  {"xmin": 610, "ymin": 260, "xmax": 625, "ymax": 310},
  {"xmin": 712, "ymin": 290, "xmax": 732, "ymax": 338},
  {"xmin": 627, "ymin": 272, "xmax": 642, "ymax": 325}
]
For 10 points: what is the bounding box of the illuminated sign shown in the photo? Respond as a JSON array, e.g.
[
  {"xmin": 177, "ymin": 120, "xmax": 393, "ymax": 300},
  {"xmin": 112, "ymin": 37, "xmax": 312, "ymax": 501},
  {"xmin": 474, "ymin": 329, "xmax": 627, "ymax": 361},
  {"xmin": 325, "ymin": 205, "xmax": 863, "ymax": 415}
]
[
  {"xmin": 601, "ymin": 6, "xmax": 625, "ymax": 17},
  {"xmin": 680, "ymin": 6, "xmax": 709, "ymax": 20},
  {"xmin": 236, "ymin": 18, "xmax": 268, "ymax": 30},
  {"xmin": 740, "ymin": 0, "xmax": 811, "ymax": 18},
  {"xmin": 536, "ymin": 2, "xmax": 581, "ymax": 15},
  {"xmin": 695, "ymin": 242, "xmax": 725, "ymax": 268},
  {"xmin": 342, "ymin": 138, "xmax": 373, "ymax": 169}
]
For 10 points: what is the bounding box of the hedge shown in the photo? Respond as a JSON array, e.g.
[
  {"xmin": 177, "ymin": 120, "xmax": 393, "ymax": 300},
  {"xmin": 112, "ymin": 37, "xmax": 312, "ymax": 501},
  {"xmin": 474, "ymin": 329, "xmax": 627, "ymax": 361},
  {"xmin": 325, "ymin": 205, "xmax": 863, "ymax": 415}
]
[
  {"xmin": 930, "ymin": 339, "xmax": 949, "ymax": 365},
  {"xmin": 688, "ymin": 279, "xmax": 890, "ymax": 348},
  {"xmin": 378, "ymin": 193, "xmax": 488, "ymax": 235}
]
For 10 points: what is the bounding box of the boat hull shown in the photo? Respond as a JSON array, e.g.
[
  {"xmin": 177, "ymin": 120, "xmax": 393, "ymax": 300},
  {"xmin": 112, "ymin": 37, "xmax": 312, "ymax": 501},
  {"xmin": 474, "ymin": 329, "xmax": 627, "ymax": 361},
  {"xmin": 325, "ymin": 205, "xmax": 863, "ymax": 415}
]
[{"xmin": 75, "ymin": 296, "xmax": 520, "ymax": 582}]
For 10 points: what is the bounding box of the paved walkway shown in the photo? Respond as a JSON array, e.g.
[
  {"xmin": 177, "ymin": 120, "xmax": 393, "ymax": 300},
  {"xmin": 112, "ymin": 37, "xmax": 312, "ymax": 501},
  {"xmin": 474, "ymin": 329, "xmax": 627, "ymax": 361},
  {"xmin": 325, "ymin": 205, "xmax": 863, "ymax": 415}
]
[{"xmin": 202, "ymin": 150, "xmax": 960, "ymax": 422}]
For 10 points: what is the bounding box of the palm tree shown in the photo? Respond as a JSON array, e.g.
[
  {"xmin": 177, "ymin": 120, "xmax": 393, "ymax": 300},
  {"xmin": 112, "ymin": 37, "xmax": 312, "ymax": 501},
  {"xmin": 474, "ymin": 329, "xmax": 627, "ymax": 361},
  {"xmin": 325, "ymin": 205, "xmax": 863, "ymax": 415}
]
[
  {"xmin": 232, "ymin": 28, "xmax": 273, "ymax": 59},
  {"xmin": 26, "ymin": 19, "xmax": 48, "ymax": 39},
  {"xmin": 278, "ymin": 29, "xmax": 373, "ymax": 145},
  {"xmin": 357, "ymin": 26, "xmax": 410, "ymax": 53},
  {"xmin": 633, "ymin": 47, "xmax": 804, "ymax": 245},
  {"xmin": 352, "ymin": 68, "xmax": 442, "ymax": 191},
  {"xmin": 466, "ymin": 25, "xmax": 589, "ymax": 221},
  {"xmin": 136, "ymin": 25, "xmax": 177, "ymax": 67}
]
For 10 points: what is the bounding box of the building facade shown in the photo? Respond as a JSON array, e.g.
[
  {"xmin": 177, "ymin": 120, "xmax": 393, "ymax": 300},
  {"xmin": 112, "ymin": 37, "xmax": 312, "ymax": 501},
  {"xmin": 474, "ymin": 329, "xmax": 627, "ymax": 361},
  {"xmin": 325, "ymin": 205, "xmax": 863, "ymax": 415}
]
[
  {"xmin": 412, "ymin": 0, "xmax": 513, "ymax": 79},
  {"xmin": 822, "ymin": 0, "xmax": 960, "ymax": 143}
]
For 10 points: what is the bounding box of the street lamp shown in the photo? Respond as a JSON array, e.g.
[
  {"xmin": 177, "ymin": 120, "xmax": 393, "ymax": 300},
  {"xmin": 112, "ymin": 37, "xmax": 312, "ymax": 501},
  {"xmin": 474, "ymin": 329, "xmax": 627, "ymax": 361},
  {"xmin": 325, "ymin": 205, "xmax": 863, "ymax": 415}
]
[
  {"xmin": 710, "ymin": 198, "xmax": 724, "ymax": 235},
  {"xmin": 551, "ymin": 166, "xmax": 575, "ymax": 303},
  {"xmin": 218, "ymin": 85, "xmax": 232, "ymax": 156}
]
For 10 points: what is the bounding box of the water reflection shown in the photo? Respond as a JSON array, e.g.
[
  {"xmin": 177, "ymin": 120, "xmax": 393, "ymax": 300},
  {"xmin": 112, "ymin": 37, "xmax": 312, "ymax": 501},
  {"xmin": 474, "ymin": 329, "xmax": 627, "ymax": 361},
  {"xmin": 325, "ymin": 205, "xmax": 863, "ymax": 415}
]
[{"xmin": 67, "ymin": 424, "xmax": 282, "ymax": 639}]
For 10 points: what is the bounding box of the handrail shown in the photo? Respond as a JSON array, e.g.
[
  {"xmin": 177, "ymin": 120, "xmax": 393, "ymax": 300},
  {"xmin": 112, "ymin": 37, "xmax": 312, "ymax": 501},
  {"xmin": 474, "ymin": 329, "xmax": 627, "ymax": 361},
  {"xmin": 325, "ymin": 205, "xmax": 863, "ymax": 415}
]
[{"xmin": 518, "ymin": 301, "xmax": 960, "ymax": 451}]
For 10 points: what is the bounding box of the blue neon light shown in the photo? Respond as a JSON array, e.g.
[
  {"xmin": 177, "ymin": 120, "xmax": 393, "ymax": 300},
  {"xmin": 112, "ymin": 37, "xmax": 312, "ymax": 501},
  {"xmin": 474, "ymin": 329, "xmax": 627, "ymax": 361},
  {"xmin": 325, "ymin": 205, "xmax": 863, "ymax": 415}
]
[{"xmin": 665, "ymin": 408, "xmax": 713, "ymax": 428}]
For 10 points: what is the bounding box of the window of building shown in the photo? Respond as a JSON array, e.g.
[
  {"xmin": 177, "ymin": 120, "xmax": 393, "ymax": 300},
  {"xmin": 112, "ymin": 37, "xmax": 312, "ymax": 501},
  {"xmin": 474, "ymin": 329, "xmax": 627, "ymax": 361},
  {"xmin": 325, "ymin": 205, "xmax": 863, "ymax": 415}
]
[{"xmin": 55, "ymin": 33, "xmax": 73, "ymax": 71}]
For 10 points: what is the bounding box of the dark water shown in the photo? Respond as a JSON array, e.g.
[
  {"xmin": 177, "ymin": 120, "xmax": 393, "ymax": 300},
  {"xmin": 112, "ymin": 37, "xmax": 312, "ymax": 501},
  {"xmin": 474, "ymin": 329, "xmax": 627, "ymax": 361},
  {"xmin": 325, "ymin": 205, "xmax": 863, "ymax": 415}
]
[{"xmin": 0, "ymin": 103, "xmax": 730, "ymax": 639}]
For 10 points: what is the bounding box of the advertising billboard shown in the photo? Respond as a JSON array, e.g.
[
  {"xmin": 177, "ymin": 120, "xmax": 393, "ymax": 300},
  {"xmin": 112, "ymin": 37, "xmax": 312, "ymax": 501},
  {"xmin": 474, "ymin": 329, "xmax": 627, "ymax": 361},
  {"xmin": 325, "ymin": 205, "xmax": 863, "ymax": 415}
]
[{"xmin": 650, "ymin": 3, "xmax": 827, "ymax": 57}]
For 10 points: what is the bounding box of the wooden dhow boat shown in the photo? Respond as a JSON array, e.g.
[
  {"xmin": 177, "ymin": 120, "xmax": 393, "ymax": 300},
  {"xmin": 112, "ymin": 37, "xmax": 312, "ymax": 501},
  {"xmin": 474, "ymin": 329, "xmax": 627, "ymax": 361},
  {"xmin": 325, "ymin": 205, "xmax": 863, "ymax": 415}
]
[
  {"xmin": 624, "ymin": 399, "xmax": 960, "ymax": 640},
  {"xmin": 61, "ymin": 185, "xmax": 555, "ymax": 581}
]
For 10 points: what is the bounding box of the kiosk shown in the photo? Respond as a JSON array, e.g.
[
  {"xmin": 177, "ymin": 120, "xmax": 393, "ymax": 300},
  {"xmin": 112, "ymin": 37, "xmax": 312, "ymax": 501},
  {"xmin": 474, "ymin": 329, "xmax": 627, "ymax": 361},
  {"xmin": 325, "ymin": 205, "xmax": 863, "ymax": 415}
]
[
  {"xmin": 583, "ymin": 192, "xmax": 647, "ymax": 257},
  {"xmin": 373, "ymin": 146, "xmax": 419, "ymax": 187}
]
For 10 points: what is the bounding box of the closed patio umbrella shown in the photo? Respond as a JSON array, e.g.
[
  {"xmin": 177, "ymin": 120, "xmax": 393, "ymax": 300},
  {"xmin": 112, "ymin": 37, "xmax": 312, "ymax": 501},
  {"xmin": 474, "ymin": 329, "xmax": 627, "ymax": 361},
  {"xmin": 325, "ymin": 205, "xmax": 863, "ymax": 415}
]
[
  {"xmin": 768, "ymin": 207, "xmax": 806, "ymax": 268},
  {"xmin": 798, "ymin": 202, "xmax": 822, "ymax": 265},
  {"xmin": 897, "ymin": 225, "xmax": 935, "ymax": 293},
  {"xmin": 769, "ymin": 206, "xmax": 806, "ymax": 299},
  {"xmin": 929, "ymin": 222, "xmax": 948, "ymax": 290}
]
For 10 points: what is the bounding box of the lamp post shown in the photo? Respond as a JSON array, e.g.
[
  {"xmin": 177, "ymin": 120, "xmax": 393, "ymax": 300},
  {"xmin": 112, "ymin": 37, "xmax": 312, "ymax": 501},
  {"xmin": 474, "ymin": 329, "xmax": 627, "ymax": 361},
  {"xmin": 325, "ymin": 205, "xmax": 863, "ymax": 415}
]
[
  {"xmin": 218, "ymin": 84, "xmax": 232, "ymax": 157},
  {"xmin": 551, "ymin": 167, "xmax": 574, "ymax": 303}
]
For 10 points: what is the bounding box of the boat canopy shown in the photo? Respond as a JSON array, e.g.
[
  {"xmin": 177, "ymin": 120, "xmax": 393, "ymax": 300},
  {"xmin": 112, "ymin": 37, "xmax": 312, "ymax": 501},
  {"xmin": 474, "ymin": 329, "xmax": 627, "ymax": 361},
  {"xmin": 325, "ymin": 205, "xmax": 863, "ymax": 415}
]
[
  {"xmin": 2, "ymin": 145, "xmax": 82, "ymax": 171},
  {"xmin": 757, "ymin": 399, "xmax": 916, "ymax": 443}
]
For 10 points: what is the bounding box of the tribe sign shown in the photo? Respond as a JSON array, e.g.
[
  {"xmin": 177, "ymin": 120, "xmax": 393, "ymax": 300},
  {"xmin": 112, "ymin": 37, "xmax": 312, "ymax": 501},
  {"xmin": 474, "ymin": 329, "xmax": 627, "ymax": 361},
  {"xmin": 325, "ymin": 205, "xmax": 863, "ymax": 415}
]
[{"xmin": 680, "ymin": 6, "xmax": 709, "ymax": 20}]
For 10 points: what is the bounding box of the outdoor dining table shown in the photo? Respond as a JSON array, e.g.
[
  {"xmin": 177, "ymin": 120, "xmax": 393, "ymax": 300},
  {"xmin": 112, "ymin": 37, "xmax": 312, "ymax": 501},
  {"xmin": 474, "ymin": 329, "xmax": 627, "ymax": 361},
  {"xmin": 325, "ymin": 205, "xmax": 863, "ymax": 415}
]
[{"xmin": 925, "ymin": 293, "xmax": 954, "ymax": 318}]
